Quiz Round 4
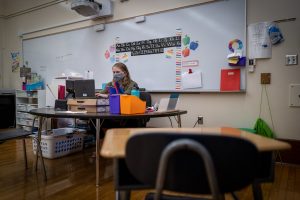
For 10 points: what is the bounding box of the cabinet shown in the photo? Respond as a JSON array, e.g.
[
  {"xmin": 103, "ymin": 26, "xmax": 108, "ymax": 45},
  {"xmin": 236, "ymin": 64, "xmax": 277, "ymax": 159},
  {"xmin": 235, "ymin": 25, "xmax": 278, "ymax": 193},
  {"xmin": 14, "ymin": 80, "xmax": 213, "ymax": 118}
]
[
  {"xmin": 0, "ymin": 89, "xmax": 16, "ymax": 128},
  {"xmin": 16, "ymin": 90, "xmax": 46, "ymax": 131}
]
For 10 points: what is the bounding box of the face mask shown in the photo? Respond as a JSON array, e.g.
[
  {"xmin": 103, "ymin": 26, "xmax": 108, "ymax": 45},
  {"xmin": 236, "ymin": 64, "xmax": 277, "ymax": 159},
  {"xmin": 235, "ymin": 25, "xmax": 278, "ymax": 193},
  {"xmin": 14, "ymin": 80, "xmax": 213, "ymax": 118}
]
[{"xmin": 113, "ymin": 72, "xmax": 125, "ymax": 82}]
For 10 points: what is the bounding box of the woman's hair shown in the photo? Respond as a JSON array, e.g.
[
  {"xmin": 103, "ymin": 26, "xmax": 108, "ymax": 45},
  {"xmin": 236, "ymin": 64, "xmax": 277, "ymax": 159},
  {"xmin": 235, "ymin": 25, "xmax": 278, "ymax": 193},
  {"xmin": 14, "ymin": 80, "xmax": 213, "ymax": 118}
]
[{"xmin": 112, "ymin": 62, "xmax": 131, "ymax": 87}]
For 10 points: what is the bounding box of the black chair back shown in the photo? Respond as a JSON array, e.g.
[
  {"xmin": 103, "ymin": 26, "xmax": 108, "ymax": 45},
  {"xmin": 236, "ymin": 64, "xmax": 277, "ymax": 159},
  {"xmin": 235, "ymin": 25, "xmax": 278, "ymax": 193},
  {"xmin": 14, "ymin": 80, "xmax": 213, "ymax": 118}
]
[
  {"xmin": 125, "ymin": 132, "xmax": 258, "ymax": 195},
  {"xmin": 140, "ymin": 92, "xmax": 152, "ymax": 107}
]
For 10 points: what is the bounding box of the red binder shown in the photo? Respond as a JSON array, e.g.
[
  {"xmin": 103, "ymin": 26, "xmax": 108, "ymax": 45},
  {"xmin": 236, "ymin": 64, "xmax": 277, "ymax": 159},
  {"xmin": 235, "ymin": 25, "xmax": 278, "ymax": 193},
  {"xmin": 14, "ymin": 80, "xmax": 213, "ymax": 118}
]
[{"xmin": 220, "ymin": 68, "xmax": 240, "ymax": 91}]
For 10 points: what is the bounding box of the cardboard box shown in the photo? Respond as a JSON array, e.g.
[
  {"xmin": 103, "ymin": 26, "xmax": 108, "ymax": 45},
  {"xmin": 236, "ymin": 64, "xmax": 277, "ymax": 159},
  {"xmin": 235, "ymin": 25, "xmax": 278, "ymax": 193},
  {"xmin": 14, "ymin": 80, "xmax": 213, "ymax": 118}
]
[
  {"xmin": 67, "ymin": 99, "xmax": 97, "ymax": 113},
  {"xmin": 67, "ymin": 98, "xmax": 110, "ymax": 113}
]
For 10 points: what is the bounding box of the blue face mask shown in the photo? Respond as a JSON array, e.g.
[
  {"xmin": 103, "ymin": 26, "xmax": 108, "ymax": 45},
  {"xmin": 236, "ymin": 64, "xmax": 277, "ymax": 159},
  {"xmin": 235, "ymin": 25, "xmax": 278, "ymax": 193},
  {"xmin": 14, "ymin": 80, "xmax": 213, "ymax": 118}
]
[{"xmin": 113, "ymin": 73, "xmax": 125, "ymax": 82}]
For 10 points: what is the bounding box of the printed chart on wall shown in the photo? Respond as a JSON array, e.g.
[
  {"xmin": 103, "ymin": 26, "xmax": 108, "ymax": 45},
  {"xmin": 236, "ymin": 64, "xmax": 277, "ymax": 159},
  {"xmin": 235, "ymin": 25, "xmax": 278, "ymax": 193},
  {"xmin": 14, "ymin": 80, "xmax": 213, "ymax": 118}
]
[{"xmin": 23, "ymin": 0, "xmax": 246, "ymax": 92}]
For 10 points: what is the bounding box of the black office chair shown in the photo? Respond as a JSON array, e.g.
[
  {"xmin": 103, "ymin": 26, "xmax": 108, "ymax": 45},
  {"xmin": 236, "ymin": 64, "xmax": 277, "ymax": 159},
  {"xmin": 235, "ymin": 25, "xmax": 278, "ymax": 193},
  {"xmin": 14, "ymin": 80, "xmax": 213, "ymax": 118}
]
[
  {"xmin": 140, "ymin": 91, "xmax": 152, "ymax": 107},
  {"xmin": 125, "ymin": 132, "xmax": 259, "ymax": 200}
]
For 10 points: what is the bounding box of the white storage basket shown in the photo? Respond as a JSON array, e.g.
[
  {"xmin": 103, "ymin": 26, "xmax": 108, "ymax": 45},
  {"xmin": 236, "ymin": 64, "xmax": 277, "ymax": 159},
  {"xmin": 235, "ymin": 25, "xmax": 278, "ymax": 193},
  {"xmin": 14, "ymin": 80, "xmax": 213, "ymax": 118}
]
[{"xmin": 31, "ymin": 128, "xmax": 85, "ymax": 159}]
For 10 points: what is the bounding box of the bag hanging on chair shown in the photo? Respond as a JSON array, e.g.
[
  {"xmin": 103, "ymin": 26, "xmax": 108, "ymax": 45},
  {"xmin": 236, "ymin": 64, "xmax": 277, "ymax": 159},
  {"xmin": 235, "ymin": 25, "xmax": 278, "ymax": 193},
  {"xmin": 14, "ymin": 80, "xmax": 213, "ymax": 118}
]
[{"xmin": 253, "ymin": 118, "xmax": 274, "ymax": 138}]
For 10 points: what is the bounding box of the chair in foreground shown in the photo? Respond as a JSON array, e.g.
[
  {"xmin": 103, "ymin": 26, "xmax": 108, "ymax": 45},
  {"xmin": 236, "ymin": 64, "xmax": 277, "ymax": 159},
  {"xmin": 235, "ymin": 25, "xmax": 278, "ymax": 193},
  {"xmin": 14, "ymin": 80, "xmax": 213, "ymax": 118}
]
[{"xmin": 125, "ymin": 132, "xmax": 259, "ymax": 200}]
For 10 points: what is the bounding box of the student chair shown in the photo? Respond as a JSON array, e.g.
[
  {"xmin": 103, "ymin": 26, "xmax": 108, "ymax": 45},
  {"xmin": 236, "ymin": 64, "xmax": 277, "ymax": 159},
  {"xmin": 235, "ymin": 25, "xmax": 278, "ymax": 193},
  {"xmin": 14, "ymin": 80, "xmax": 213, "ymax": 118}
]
[{"xmin": 125, "ymin": 132, "xmax": 259, "ymax": 200}]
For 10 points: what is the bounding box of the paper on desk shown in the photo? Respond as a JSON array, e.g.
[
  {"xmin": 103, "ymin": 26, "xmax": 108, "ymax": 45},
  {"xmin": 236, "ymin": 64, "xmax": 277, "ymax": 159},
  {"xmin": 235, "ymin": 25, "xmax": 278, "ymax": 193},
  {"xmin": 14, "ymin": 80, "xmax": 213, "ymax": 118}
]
[{"xmin": 55, "ymin": 110, "xmax": 87, "ymax": 114}]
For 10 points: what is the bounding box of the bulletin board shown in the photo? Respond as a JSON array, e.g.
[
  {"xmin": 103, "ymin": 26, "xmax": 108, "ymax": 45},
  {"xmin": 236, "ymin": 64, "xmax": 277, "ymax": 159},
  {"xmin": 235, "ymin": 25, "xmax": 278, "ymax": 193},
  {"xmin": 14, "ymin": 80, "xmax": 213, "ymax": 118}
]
[{"xmin": 22, "ymin": 0, "xmax": 246, "ymax": 92}]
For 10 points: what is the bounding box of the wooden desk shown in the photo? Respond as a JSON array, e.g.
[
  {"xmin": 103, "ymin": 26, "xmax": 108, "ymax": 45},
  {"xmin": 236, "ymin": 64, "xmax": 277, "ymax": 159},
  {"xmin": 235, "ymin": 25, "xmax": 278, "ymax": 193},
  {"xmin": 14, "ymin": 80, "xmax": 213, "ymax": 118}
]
[
  {"xmin": 100, "ymin": 127, "xmax": 291, "ymax": 200},
  {"xmin": 29, "ymin": 108, "xmax": 187, "ymax": 186},
  {"xmin": 101, "ymin": 127, "xmax": 291, "ymax": 158}
]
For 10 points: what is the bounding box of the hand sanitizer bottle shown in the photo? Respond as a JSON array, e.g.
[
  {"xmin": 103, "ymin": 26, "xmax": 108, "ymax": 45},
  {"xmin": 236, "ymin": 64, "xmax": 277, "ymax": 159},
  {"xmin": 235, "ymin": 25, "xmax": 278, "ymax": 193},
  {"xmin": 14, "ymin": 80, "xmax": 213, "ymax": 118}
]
[{"xmin": 131, "ymin": 88, "xmax": 140, "ymax": 98}]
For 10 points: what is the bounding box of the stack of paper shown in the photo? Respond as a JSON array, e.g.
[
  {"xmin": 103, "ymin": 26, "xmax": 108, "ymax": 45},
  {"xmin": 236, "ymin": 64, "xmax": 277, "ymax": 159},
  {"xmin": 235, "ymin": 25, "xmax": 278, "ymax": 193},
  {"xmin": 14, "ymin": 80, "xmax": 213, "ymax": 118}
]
[{"xmin": 227, "ymin": 52, "xmax": 242, "ymax": 64}]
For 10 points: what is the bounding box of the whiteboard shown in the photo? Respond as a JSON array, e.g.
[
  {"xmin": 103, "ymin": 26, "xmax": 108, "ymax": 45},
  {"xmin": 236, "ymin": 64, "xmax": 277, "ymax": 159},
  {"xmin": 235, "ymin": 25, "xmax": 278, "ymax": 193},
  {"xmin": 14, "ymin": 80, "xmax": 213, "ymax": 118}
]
[{"xmin": 23, "ymin": 0, "xmax": 246, "ymax": 92}]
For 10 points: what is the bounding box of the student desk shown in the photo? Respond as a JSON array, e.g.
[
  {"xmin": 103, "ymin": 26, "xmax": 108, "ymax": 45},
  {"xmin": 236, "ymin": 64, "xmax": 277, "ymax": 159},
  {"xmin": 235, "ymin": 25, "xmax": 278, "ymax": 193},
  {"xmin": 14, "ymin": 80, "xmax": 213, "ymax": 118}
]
[
  {"xmin": 29, "ymin": 108, "xmax": 187, "ymax": 185},
  {"xmin": 100, "ymin": 127, "xmax": 291, "ymax": 200}
]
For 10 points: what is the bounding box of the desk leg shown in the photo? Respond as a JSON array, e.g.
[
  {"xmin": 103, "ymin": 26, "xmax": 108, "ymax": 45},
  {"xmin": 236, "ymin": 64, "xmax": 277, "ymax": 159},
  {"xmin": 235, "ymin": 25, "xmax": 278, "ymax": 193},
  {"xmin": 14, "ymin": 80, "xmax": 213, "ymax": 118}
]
[
  {"xmin": 177, "ymin": 114, "xmax": 182, "ymax": 128},
  {"xmin": 35, "ymin": 116, "xmax": 47, "ymax": 181},
  {"xmin": 114, "ymin": 159, "xmax": 131, "ymax": 200},
  {"xmin": 116, "ymin": 191, "xmax": 130, "ymax": 200},
  {"xmin": 22, "ymin": 138, "xmax": 28, "ymax": 169},
  {"xmin": 96, "ymin": 118, "xmax": 101, "ymax": 186},
  {"xmin": 252, "ymin": 182, "xmax": 263, "ymax": 200}
]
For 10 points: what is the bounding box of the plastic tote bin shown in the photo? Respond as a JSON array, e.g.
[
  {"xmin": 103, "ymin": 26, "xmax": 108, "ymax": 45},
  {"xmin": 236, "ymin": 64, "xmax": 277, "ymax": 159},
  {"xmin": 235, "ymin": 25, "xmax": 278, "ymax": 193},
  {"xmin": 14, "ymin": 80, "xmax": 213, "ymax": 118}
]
[
  {"xmin": 26, "ymin": 81, "xmax": 44, "ymax": 91},
  {"xmin": 120, "ymin": 95, "xmax": 146, "ymax": 114},
  {"xmin": 109, "ymin": 94, "xmax": 120, "ymax": 114},
  {"xmin": 31, "ymin": 128, "xmax": 85, "ymax": 159}
]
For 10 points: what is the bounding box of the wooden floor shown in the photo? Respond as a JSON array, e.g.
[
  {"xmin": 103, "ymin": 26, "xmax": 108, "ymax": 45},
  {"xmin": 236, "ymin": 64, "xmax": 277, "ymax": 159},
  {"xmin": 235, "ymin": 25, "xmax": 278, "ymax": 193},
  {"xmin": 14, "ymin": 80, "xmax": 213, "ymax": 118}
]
[{"xmin": 0, "ymin": 138, "xmax": 300, "ymax": 200}]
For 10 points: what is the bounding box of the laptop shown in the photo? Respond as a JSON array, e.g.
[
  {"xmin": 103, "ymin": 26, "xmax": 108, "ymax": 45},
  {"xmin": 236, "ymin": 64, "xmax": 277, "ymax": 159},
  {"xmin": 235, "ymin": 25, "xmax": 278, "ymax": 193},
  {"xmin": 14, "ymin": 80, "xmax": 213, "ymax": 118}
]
[{"xmin": 157, "ymin": 93, "xmax": 179, "ymax": 112}]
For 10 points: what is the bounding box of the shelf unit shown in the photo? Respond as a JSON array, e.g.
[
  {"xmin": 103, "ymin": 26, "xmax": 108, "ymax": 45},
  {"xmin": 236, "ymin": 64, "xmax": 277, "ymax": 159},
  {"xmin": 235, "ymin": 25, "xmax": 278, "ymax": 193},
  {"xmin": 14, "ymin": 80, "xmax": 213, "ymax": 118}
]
[{"xmin": 16, "ymin": 90, "xmax": 46, "ymax": 131}]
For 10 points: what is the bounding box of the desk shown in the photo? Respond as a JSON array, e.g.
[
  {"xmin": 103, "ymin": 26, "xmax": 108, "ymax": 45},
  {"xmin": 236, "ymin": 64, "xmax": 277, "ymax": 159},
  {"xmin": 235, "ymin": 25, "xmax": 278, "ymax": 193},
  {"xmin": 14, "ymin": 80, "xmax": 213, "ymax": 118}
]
[
  {"xmin": 29, "ymin": 108, "xmax": 187, "ymax": 185},
  {"xmin": 101, "ymin": 127, "xmax": 291, "ymax": 200}
]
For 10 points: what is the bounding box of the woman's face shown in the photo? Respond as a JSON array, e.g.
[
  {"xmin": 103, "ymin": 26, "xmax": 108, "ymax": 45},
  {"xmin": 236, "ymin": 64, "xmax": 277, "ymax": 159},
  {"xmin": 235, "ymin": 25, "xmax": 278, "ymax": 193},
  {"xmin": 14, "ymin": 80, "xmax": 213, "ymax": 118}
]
[
  {"xmin": 112, "ymin": 66, "xmax": 124, "ymax": 75},
  {"xmin": 112, "ymin": 66, "xmax": 126, "ymax": 82}
]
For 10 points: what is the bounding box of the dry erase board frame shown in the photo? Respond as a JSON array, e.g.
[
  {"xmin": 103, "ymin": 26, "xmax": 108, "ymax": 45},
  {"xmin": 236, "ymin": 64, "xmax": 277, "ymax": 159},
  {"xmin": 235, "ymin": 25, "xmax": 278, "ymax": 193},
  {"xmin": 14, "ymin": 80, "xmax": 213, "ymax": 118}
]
[{"xmin": 22, "ymin": 0, "xmax": 246, "ymax": 92}]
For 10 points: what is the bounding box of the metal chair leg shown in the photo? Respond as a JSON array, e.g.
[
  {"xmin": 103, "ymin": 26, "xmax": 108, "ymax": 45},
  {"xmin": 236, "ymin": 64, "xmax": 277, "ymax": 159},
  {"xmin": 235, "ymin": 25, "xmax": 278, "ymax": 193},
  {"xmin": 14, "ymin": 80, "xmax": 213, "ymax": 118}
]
[{"xmin": 35, "ymin": 116, "xmax": 47, "ymax": 181}]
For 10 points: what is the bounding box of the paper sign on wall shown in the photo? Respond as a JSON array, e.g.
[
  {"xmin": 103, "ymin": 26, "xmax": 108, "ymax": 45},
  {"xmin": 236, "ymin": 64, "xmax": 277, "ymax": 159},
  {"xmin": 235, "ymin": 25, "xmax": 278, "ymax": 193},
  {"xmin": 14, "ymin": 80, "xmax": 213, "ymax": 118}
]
[
  {"xmin": 181, "ymin": 69, "xmax": 202, "ymax": 89},
  {"xmin": 248, "ymin": 22, "xmax": 272, "ymax": 59}
]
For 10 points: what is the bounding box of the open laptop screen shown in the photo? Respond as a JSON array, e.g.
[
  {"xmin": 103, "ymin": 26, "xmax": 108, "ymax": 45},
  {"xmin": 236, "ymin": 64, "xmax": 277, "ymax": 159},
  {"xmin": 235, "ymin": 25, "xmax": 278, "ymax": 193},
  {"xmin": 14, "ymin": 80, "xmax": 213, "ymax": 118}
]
[{"xmin": 158, "ymin": 93, "xmax": 179, "ymax": 112}]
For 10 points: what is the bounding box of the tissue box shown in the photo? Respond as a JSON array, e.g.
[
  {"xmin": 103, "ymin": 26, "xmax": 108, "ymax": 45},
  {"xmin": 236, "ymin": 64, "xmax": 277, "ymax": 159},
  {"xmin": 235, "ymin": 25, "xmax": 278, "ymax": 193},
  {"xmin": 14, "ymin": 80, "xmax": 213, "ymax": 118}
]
[{"xmin": 26, "ymin": 81, "xmax": 44, "ymax": 91}]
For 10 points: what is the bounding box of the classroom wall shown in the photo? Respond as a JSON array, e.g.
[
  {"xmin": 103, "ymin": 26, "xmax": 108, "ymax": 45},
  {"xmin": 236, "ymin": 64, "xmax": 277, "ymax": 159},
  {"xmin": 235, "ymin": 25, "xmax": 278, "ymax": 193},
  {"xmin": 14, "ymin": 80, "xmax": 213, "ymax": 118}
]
[
  {"xmin": 1, "ymin": 0, "xmax": 300, "ymax": 140},
  {"xmin": 0, "ymin": 1, "xmax": 3, "ymax": 88}
]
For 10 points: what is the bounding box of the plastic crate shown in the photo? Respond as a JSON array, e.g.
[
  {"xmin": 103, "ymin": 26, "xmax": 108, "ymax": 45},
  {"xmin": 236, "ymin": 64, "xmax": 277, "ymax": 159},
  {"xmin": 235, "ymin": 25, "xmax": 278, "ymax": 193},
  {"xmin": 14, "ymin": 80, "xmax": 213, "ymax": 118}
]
[
  {"xmin": 31, "ymin": 128, "xmax": 85, "ymax": 159},
  {"xmin": 26, "ymin": 81, "xmax": 44, "ymax": 91}
]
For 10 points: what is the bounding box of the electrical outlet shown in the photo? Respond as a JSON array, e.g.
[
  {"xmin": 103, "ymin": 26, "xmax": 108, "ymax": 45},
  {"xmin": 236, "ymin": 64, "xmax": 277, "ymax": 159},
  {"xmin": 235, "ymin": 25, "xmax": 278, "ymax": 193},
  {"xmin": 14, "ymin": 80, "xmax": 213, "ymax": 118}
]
[
  {"xmin": 286, "ymin": 55, "xmax": 298, "ymax": 65},
  {"xmin": 197, "ymin": 116, "xmax": 203, "ymax": 125}
]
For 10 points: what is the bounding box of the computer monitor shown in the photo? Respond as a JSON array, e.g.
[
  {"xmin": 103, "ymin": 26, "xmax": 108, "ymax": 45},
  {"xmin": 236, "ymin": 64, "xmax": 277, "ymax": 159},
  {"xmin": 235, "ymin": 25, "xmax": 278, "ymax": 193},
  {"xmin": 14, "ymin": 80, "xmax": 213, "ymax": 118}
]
[{"xmin": 66, "ymin": 79, "xmax": 95, "ymax": 98}]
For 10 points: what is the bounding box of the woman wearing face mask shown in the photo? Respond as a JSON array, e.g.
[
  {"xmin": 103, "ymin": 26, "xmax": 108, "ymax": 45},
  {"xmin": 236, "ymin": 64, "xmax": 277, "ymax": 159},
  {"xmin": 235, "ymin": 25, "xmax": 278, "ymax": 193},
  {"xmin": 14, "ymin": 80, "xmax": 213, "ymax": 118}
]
[
  {"xmin": 96, "ymin": 62, "xmax": 139, "ymax": 97},
  {"xmin": 92, "ymin": 62, "xmax": 141, "ymax": 141}
]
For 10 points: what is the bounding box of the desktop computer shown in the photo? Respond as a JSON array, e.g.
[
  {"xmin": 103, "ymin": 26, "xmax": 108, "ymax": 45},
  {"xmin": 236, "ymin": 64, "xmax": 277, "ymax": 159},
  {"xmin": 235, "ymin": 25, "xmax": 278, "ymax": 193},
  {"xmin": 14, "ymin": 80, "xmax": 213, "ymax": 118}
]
[{"xmin": 66, "ymin": 79, "xmax": 95, "ymax": 98}]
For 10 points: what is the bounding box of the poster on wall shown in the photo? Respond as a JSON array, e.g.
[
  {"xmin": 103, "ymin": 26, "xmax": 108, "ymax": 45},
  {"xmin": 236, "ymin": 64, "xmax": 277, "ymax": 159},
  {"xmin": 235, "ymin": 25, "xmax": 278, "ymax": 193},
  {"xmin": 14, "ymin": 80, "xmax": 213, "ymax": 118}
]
[
  {"xmin": 248, "ymin": 22, "xmax": 272, "ymax": 59},
  {"xmin": 11, "ymin": 51, "xmax": 21, "ymax": 72}
]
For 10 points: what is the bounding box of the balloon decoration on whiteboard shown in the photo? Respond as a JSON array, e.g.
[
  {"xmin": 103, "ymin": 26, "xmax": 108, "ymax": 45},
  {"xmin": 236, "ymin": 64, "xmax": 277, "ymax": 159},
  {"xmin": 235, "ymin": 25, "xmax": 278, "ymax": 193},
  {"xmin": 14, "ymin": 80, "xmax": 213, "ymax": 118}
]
[
  {"xmin": 104, "ymin": 50, "xmax": 110, "ymax": 59},
  {"xmin": 104, "ymin": 44, "xmax": 117, "ymax": 63}
]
